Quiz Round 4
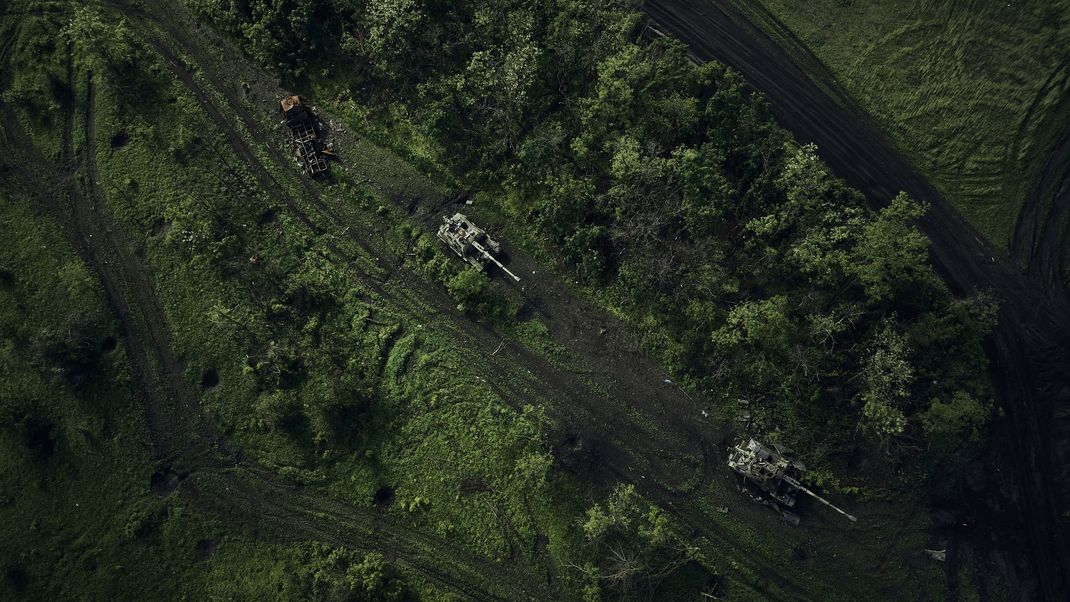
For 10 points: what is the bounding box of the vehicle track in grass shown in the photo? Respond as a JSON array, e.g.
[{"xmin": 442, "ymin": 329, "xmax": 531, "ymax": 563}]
[
  {"xmin": 644, "ymin": 0, "xmax": 1070, "ymax": 598},
  {"xmin": 1006, "ymin": 59, "xmax": 1070, "ymax": 270},
  {"xmin": 0, "ymin": 1, "xmax": 948, "ymax": 597},
  {"xmin": 0, "ymin": 57, "xmax": 544, "ymax": 602},
  {"xmin": 111, "ymin": 0, "xmax": 966, "ymax": 597}
]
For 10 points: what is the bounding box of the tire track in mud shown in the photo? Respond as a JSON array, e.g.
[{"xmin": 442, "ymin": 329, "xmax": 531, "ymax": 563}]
[
  {"xmin": 644, "ymin": 0, "xmax": 1070, "ymax": 598},
  {"xmin": 83, "ymin": 73, "xmax": 207, "ymax": 460},
  {"xmin": 0, "ymin": 52, "xmax": 536, "ymax": 600}
]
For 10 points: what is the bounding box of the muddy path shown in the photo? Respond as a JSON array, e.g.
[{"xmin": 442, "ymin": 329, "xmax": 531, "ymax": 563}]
[
  {"xmin": 120, "ymin": 0, "xmax": 718, "ymax": 489},
  {"xmin": 1013, "ymin": 110, "xmax": 1070, "ymax": 308},
  {"xmin": 644, "ymin": 0, "xmax": 1070, "ymax": 598},
  {"xmin": 0, "ymin": 2, "xmax": 945, "ymax": 598},
  {"xmin": 0, "ymin": 73, "xmax": 544, "ymax": 602},
  {"xmin": 81, "ymin": 0, "xmax": 909, "ymax": 597}
]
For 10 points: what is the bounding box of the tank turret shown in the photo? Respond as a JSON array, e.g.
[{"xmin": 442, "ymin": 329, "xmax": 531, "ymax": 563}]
[
  {"xmin": 437, "ymin": 213, "xmax": 520, "ymax": 281},
  {"xmin": 728, "ymin": 439, "xmax": 856, "ymax": 524}
]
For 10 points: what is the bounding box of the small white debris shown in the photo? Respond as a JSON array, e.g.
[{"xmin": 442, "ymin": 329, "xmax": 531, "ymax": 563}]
[
  {"xmin": 701, "ymin": 410, "xmax": 709, "ymax": 418},
  {"xmin": 664, "ymin": 378, "xmax": 672, "ymax": 383}
]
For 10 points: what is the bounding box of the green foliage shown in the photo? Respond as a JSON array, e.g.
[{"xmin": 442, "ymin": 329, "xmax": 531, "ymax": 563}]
[
  {"xmin": 446, "ymin": 268, "xmax": 490, "ymax": 312},
  {"xmin": 62, "ymin": 6, "xmax": 136, "ymax": 72},
  {"xmin": 747, "ymin": 0, "xmax": 1070, "ymax": 247},
  {"xmin": 187, "ymin": 0, "xmax": 996, "ymax": 471},
  {"xmin": 301, "ymin": 546, "xmax": 414, "ymax": 601},
  {"xmin": 578, "ymin": 484, "xmax": 711, "ymax": 600},
  {"xmin": 921, "ymin": 391, "xmax": 991, "ymax": 444},
  {"xmin": 858, "ymin": 322, "xmax": 913, "ymax": 440}
]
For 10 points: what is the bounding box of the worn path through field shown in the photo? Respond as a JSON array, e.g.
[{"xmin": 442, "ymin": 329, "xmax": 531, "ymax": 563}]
[{"xmin": 643, "ymin": 0, "xmax": 1070, "ymax": 598}]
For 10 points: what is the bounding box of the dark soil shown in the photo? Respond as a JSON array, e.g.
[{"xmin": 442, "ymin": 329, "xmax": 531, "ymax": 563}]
[
  {"xmin": 22, "ymin": 417, "xmax": 58, "ymax": 460},
  {"xmin": 643, "ymin": 0, "xmax": 1070, "ymax": 597},
  {"xmin": 5, "ymin": 567, "xmax": 27, "ymax": 593},
  {"xmin": 373, "ymin": 485, "xmax": 395, "ymax": 509},
  {"xmin": 459, "ymin": 477, "xmax": 492, "ymax": 495},
  {"xmin": 150, "ymin": 468, "xmax": 182, "ymax": 497},
  {"xmin": 257, "ymin": 208, "xmax": 278, "ymax": 226},
  {"xmin": 100, "ymin": 336, "xmax": 117, "ymax": 353},
  {"xmin": 532, "ymin": 534, "xmax": 549, "ymax": 557},
  {"xmin": 194, "ymin": 538, "xmax": 218, "ymax": 561},
  {"xmin": 0, "ymin": 269, "xmax": 14, "ymax": 289},
  {"xmin": 109, "ymin": 130, "xmax": 129, "ymax": 149},
  {"xmin": 200, "ymin": 368, "xmax": 219, "ymax": 390},
  {"xmin": 149, "ymin": 217, "xmax": 171, "ymax": 237}
]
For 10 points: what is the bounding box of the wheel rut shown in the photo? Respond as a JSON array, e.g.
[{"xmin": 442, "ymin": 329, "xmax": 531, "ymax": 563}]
[{"xmin": 643, "ymin": 0, "xmax": 1070, "ymax": 597}]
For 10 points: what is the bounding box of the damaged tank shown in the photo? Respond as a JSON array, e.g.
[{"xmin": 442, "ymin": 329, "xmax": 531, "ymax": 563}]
[
  {"xmin": 279, "ymin": 95, "xmax": 330, "ymax": 177},
  {"xmin": 728, "ymin": 438, "xmax": 857, "ymax": 525},
  {"xmin": 437, "ymin": 213, "xmax": 520, "ymax": 281}
]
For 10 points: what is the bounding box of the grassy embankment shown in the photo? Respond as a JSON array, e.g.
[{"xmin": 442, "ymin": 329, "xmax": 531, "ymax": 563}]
[
  {"xmin": 0, "ymin": 118, "xmax": 425, "ymax": 602},
  {"xmin": 740, "ymin": 0, "xmax": 1070, "ymax": 248}
]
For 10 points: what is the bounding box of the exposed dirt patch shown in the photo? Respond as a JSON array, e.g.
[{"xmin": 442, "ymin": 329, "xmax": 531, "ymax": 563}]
[
  {"xmin": 150, "ymin": 468, "xmax": 182, "ymax": 497},
  {"xmin": 195, "ymin": 538, "xmax": 218, "ymax": 561},
  {"xmin": 373, "ymin": 485, "xmax": 395, "ymax": 509},
  {"xmin": 513, "ymin": 301, "xmax": 535, "ymax": 322},
  {"xmin": 149, "ymin": 217, "xmax": 171, "ymax": 237},
  {"xmin": 790, "ymin": 540, "xmax": 816, "ymax": 566},
  {"xmin": 109, "ymin": 130, "xmax": 129, "ymax": 149},
  {"xmin": 100, "ymin": 336, "xmax": 117, "ymax": 353},
  {"xmin": 200, "ymin": 368, "xmax": 219, "ymax": 390}
]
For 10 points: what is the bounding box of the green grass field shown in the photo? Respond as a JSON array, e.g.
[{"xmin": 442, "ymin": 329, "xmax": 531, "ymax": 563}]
[{"xmin": 743, "ymin": 0, "xmax": 1070, "ymax": 248}]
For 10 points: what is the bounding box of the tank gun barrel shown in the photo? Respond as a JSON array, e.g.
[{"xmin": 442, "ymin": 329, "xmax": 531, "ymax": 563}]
[
  {"xmin": 782, "ymin": 476, "xmax": 857, "ymax": 522},
  {"xmin": 472, "ymin": 241, "xmax": 521, "ymax": 282}
]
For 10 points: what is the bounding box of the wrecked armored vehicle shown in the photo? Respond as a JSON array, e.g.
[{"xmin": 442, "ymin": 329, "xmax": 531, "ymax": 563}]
[
  {"xmin": 728, "ymin": 438, "xmax": 856, "ymax": 525},
  {"xmin": 279, "ymin": 95, "xmax": 330, "ymax": 177}
]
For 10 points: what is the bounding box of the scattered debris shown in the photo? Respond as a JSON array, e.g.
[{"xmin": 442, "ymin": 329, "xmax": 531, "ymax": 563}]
[{"xmin": 437, "ymin": 213, "xmax": 520, "ymax": 281}]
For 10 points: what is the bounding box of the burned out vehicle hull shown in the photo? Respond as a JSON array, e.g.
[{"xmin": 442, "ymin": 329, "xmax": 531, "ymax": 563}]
[{"xmin": 280, "ymin": 95, "xmax": 329, "ymax": 177}]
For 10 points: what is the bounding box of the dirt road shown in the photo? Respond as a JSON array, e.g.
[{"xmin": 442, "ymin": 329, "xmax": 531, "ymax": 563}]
[{"xmin": 644, "ymin": 0, "xmax": 1070, "ymax": 598}]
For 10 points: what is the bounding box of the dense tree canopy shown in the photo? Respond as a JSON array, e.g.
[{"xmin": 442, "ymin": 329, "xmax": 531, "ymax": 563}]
[{"xmin": 188, "ymin": 0, "xmax": 994, "ymax": 471}]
